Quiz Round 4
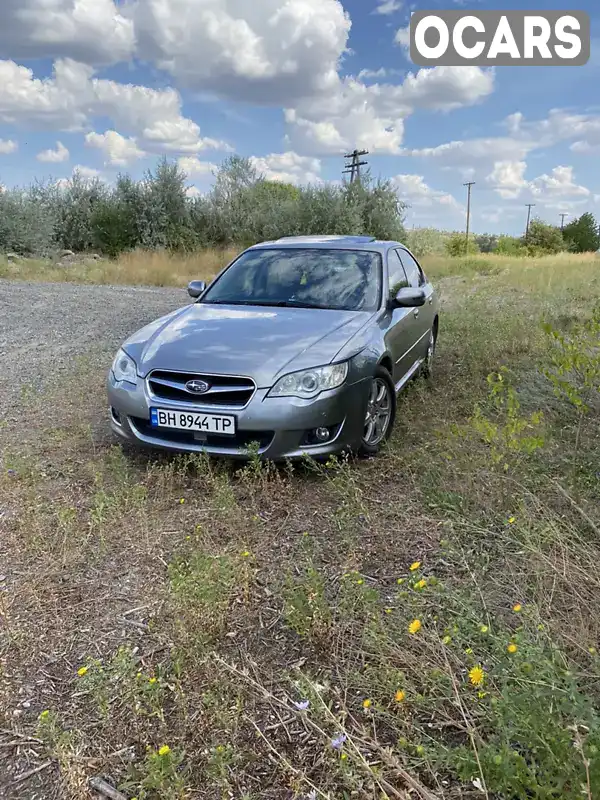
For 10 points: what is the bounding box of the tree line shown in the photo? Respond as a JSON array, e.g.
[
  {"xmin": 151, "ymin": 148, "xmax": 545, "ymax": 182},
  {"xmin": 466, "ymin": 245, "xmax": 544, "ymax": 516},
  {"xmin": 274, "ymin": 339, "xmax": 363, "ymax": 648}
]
[
  {"xmin": 444, "ymin": 215, "xmax": 600, "ymax": 258},
  {"xmin": 0, "ymin": 156, "xmax": 407, "ymax": 257}
]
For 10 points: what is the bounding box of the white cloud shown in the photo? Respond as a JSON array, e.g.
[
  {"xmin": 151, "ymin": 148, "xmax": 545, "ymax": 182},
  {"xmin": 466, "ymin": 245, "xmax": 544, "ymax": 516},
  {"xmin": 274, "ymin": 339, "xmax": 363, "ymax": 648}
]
[
  {"xmin": 374, "ymin": 0, "xmax": 403, "ymax": 15},
  {"xmin": 486, "ymin": 161, "xmax": 527, "ymax": 199},
  {"xmin": 358, "ymin": 67, "xmax": 390, "ymax": 80},
  {"xmin": 56, "ymin": 164, "xmax": 103, "ymax": 187},
  {"xmin": 486, "ymin": 162, "xmax": 590, "ymax": 205},
  {"xmin": 250, "ymin": 151, "xmax": 322, "ymax": 184},
  {"xmin": 395, "ymin": 26, "xmax": 410, "ymax": 50},
  {"xmin": 0, "ymin": 138, "xmax": 18, "ymax": 154},
  {"xmin": 37, "ymin": 140, "xmax": 69, "ymax": 162},
  {"xmin": 185, "ymin": 185, "xmax": 203, "ymax": 198},
  {"xmin": 530, "ymin": 166, "xmax": 590, "ymax": 199},
  {"xmin": 286, "ymin": 67, "xmax": 494, "ymax": 155},
  {"xmin": 85, "ymin": 130, "xmax": 146, "ymax": 166},
  {"xmin": 0, "ymin": 0, "xmax": 134, "ymax": 65},
  {"xmin": 178, "ymin": 156, "xmax": 218, "ymax": 179},
  {"xmin": 392, "ymin": 173, "xmax": 461, "ymax": 208},
  {"xmin": 129, "ymin": 0, "xmax": 350, "ymax": 105},
  {"xmin": 0, "ymin": 58, "xmax": 231, "ymax": 156}
]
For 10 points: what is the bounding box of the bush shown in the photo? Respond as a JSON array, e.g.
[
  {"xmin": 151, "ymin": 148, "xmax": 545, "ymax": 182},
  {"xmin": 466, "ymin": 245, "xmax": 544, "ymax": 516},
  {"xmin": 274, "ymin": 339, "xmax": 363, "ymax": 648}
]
[
  {"xmin": 523, "ymin": 218, "xmax": 565, "ymax": 255},
  {"xmin": 445, "ymin": 232, "xmax": 480, "ymax": 257},
  {"xmin": 496, "ymin": 235, "xmax": 526, "ymax": 256},
  {"xmin": 404, "ymin": 227, "xmax": 449, "ymax": 257},
  {"xmin": 562, "ymin": 212, "xmax": 600, "ymax": 253}
]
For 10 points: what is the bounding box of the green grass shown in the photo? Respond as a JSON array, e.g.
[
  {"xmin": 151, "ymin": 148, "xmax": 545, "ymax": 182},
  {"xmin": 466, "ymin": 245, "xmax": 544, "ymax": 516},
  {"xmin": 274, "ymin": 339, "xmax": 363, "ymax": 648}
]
[{"xmin": 1, "ymin": 252, "xmax": 600, "ymax": 799}]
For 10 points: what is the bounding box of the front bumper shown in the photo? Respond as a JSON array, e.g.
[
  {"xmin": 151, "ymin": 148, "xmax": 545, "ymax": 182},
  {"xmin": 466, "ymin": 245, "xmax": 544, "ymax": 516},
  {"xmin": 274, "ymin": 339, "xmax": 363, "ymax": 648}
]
[{"xmin": 107, "ymin": 371, "xmax": 370, "ymax": 461}]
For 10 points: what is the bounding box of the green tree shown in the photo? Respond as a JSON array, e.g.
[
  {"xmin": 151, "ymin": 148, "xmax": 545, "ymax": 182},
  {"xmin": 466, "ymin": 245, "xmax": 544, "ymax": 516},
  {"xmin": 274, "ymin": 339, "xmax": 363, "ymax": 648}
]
[
  {"xmin": 562, "ymin": 212, "xmax": 600, "ymax": 253},
  {"xmin": 496, "ymin": 235, "xmax": 526, "ymax": 256},
  {"xmin": 445, "ymin": 232, "xmax": 479, "ymax": 257},
  {"xmin": 523, "ymin": 218, "xmax": 564, "ymax": 255}
]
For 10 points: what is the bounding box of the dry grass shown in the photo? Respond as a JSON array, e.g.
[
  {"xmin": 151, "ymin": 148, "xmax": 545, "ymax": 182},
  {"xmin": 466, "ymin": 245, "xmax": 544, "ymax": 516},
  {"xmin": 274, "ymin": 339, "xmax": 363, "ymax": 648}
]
[
  {"xmin": 0, "ymin": 247, "xmax": 239, "ymax": 287},
  {"xmin": 1, "ymin": 252, "xmax": 600, "ymax": 799}
]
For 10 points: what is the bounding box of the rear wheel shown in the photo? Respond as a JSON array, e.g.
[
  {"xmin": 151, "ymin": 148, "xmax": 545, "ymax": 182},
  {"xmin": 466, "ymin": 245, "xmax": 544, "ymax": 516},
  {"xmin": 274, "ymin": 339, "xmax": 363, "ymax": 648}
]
[{"xmin": 357, "ymin": 366, "xmax": 396, "ymax": 458}]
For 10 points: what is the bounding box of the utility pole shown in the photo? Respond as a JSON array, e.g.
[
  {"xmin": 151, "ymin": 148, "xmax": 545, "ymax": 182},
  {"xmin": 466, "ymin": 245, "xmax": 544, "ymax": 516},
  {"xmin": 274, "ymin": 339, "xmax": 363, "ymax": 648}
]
[
  {"xmin": 560, "ymin": 213, "xmax": 568, "ymax": 232},
  {"xmin": 463, "ymin": 181, "xmax": 475, "ymax": 253},
  {"xmin": 343, "ymin": 149, "xmax": 369, "ymax": 184},
  {"xmin": 525, "ymin": 204, "xmax": 535, "ymax": 239}
]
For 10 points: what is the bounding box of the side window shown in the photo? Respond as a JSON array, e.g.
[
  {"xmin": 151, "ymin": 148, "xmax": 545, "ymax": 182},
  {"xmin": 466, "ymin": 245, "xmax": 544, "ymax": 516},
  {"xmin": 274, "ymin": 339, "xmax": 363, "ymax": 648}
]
[
  {"xmin": 398, "ymin": 249, "xmax": 426, "ymax": 288},
  {"xmin": 387, "ymin": 249, "xmax": 409, "ymax": 298}
]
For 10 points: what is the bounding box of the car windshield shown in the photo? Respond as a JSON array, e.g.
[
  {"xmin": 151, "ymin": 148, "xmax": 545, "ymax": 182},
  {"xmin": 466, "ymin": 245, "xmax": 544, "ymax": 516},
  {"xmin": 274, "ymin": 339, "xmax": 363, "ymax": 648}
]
[{"xmin": 200, "ymin": 248, "xmax": 382, "ymax": 312}]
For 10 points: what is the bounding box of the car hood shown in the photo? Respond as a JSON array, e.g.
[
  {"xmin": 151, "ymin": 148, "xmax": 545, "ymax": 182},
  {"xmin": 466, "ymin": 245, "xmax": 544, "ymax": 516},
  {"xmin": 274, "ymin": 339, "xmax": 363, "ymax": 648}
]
[{"xmin": 122, "ymin": 302, "xmax": 372, "ymax": 387}]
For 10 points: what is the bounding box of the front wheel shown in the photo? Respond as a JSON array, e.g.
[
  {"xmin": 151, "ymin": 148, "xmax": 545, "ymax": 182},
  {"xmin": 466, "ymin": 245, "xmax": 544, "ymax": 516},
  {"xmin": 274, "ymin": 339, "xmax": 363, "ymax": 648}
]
[{"xmin": 356, "ymin": 366, "xmax": 396, "ymax": 458}]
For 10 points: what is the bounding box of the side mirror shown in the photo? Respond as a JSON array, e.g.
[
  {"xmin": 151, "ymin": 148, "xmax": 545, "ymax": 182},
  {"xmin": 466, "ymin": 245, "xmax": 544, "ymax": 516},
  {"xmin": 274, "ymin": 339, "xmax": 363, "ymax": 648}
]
[
  {"xmin": 393, "ymin": 287, "xmax": 426, "ymax": 308},
  {"xmin": 187, "ymin": 280, "xmax": 206, "ymax": 299}
]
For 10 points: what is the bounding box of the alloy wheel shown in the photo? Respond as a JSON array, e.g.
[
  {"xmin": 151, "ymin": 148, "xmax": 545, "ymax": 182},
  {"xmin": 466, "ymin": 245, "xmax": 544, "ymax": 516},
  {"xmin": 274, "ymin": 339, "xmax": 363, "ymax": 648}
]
[{"xmin": 363, "ymin": 377, "xmax": 392, "ymax": 446}]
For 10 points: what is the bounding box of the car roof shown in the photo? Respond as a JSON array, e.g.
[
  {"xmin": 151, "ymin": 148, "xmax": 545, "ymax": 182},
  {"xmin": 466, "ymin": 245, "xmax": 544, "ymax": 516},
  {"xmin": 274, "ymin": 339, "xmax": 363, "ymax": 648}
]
[{"xmin": 247, "ymin": 235, "xmax": 406, "ymax": 252}]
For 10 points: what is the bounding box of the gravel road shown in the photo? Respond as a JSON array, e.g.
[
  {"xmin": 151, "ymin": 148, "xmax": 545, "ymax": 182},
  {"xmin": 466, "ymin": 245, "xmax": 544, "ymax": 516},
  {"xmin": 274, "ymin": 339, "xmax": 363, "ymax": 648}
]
[{"xmin": 0, "ymin": 280, "xmax": 188, "ymax": 422}]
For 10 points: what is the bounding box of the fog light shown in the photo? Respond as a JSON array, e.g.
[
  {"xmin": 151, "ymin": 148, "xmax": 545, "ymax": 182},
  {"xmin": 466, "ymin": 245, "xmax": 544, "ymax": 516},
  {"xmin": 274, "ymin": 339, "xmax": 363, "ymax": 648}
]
[
  {"xmin": 315, "ymin": 427, "xmax": 331, "ymax": 442},
  {"xmin": 110, "ymin": 407, "xmax": 122, "ymax": 425}
]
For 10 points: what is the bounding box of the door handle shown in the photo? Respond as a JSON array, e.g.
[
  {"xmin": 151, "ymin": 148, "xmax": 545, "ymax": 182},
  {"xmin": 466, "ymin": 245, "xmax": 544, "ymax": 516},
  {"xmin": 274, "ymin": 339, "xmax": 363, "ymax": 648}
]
[
  {"xmin": 413, "ymin": 309, "xmax": 419, "ymax": 318},
  {"xmin": 428, "ymin": 297, "xmax": 433, "ymax": 304}
]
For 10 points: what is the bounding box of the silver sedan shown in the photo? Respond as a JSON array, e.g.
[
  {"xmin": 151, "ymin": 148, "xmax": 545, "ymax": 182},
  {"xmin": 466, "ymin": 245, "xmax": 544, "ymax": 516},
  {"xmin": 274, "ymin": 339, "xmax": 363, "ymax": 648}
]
[{"xmin": 107, "ymin": 235, "xmax": 440, "ymax": 460}]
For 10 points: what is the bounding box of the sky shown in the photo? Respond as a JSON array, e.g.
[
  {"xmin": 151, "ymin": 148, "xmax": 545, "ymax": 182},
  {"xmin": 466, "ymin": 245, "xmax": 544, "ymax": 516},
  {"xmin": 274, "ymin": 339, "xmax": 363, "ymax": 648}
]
[{"xmin": 0, "ymin": 0, "xmax": 599, "ymax": 235}]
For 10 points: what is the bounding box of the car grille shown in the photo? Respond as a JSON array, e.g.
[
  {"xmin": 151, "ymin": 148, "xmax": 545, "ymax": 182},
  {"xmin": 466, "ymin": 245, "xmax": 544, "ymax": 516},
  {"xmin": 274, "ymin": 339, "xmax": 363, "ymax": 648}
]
[
  {"xmin": 147, "ymin": 370, "xmax": 256, "ymax": 408},
  {"xmin": 130, "ymin": 417, "xmax": 274, "ymax": 452}
]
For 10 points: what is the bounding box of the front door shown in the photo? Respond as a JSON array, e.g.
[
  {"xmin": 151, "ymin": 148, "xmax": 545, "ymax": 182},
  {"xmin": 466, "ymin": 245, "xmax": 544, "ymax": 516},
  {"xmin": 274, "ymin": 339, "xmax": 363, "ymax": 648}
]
[{"xmin": 384, "ymin": 249, "xmax": 421, "ymax": 386}]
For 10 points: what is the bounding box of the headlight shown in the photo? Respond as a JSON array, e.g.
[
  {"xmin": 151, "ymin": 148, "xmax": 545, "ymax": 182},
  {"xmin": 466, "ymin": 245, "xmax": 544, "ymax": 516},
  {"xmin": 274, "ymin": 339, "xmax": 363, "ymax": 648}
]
[
  {"xmin": 111, "ymin": 349, "xmax": 137, "ymax": 385},
  {"xmin": 269, "ymin": 362, "xmax": 348, "ymax": 399}
]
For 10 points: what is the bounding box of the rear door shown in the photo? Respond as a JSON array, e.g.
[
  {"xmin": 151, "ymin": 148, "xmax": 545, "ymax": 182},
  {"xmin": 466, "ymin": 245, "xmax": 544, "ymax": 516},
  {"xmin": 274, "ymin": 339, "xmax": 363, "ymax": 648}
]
[
  {"xmin": 384, "ymin": 249, "xmax": 419, "ymax": 386},
  {"xmin": 396, "ymin": 248, "xmax": 435, "ymax": 361}
]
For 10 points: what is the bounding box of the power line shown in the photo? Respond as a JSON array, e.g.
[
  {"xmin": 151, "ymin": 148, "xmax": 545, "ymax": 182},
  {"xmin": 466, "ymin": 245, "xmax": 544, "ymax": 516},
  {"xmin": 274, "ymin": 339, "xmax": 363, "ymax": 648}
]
[
  {"xmin": 343, "ymin": 149, "xmax": 369, "ymax": 184},
  {"xmin": 525, "ymin": 204, "xmax": 535, "ymax": 239},
  {"xmin": 463, "ymin": 182, "xmax": 475, "ymax": 253}
]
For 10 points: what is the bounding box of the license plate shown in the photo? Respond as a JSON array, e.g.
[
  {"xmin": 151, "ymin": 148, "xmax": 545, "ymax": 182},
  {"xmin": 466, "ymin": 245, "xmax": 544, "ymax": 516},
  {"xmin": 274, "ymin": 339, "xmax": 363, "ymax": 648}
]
[{"xmin": 150, "ymin": 408, "xmax": 236, "ymax": 436}]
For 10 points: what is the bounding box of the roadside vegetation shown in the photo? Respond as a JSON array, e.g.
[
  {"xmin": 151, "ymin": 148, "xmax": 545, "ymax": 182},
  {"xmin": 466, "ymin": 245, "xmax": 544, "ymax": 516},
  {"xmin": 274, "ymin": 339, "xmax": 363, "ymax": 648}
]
[{"xmin": 2, "ymin": 251, "xmax": 600, "ymax": 798}]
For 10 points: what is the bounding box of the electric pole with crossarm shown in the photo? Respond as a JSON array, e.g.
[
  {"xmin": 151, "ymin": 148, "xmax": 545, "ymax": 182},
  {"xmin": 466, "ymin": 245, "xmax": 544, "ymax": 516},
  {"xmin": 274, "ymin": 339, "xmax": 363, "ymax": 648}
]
[{"xmin": 343, "ymin": 150, "xmax": 369, "ymax": 184}]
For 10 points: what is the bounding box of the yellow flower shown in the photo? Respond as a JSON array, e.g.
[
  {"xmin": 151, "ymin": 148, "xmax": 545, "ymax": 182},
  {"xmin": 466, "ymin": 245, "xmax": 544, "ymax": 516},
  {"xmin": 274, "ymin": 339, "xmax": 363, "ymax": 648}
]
[
  {"xmin": 443, "ymin": 635, "xmax": 452, "ymax": 645},
  {"xmin": 469, "ymin": 665, "xmax": 484, "ymax": 686},
  {"xmin": 39, "ymin": 710, "xmax": 50, "ymax": 719},
  {"xmin": 414, "ymin": 579, "xmax": 427, "ymax": 590},
  {"xmin": 362, "ymin": 698, "xmax": 372, "ymax": 709},
  {"xmin": 158, "ymin": 745, "xmax": 171, "ymax": 756},
  {"xmin": 395, "ymin": 690, "xmax": 406, "ymax": 703},
  {"xmin": 77, "ymin": 666, "xmax": 88, "ymax": 677},
  {"xmin": 241, "ymin": 550, "xmax": 251, "ymax": 558},
  {"xmin": 465, "ymin": 647, "xmax": 473, "ymax": 655},
  {"xmin": 397, "ymin": 578, "xmax": 405, "ymax": 585},
  {"xmin": 508, "ymin": 516, "xmax": 516, "ymax": 524},
  {"xmin": 589, "ymin": 647, "xmax": 597, "ymax": 655},
  {"xmin": 480, "ymin": 625, "xmax": 489, "ymax": 633},
  {"xmin": 148, "ymin": 677, "xmax": 157, "ymax": 684},
  {"xmin": 340, "ymin": 752, "xmax": 348, "ymax": 761},
  {"xmin": 512, "ymin": 604, "xmax": 522, "ymax": 613},
  {"xmin": 408, "ymin": 619, "xmax": 422, "ymax": 635},
  {"xmin": 507, "ymin": 643, "xmax": 518, "ymax": 654},
  {"xmin": 179, "ymin": 498, "xmax": 185, "ymax": 504},
  {"xmin": 409, "ymin": 561, "xmax": 422, "ymax": 572},
  {"xmin": 384, "ymin": 607, "xmax": 393, "ymax": 614},
  {"xmin": 357, "ymin": 579, "xmax": 364, "ymax": 585}
]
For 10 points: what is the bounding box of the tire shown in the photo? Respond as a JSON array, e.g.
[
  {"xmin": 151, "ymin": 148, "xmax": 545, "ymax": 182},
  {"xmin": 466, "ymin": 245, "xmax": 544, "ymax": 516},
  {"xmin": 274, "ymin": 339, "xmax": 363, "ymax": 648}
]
[
  {"xmin": 421, "ymin": 324, "xmax": 437, "ymax": 381},
  {"xmin": 356, "ymin": 366, "xmax": 397, "ymax": 458}
]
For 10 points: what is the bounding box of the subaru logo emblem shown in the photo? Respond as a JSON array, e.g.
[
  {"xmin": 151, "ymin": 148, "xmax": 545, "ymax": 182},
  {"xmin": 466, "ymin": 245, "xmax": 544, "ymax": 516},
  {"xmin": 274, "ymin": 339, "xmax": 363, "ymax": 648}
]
[{"xmin": 185, "ymin": 379, "xmax": 210, "ymax": 394}]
